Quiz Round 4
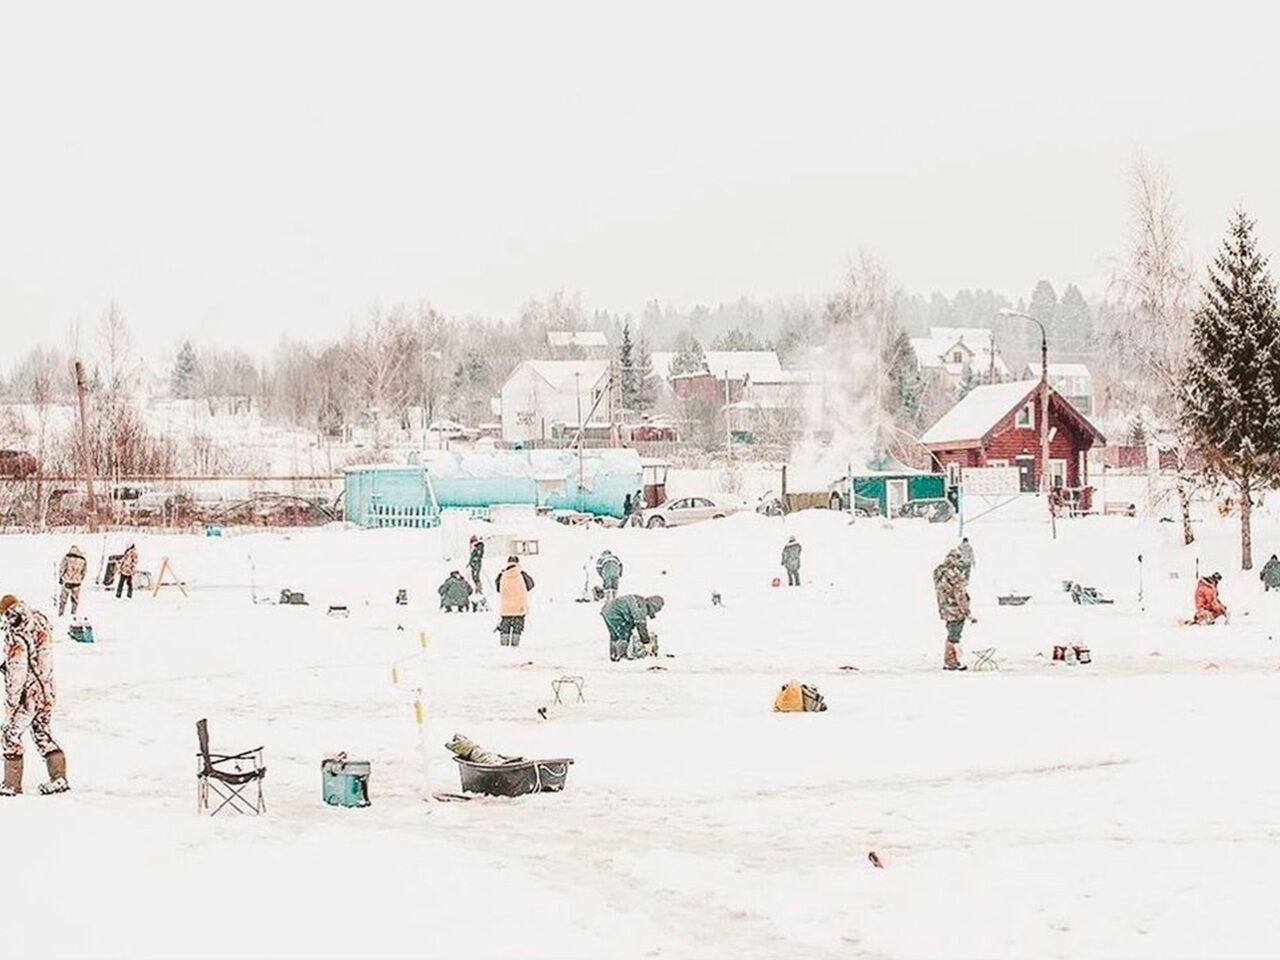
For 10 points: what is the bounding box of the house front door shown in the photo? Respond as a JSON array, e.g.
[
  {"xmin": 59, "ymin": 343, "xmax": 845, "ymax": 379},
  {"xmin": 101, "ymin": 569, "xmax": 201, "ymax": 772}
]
[
  {"xmin": 887, "ymin": 479, "xmax": 908, "ymax": 517},
  {"xmin": 1015, "ymin": 454, "xmax": 1036, "ymax": 492}
]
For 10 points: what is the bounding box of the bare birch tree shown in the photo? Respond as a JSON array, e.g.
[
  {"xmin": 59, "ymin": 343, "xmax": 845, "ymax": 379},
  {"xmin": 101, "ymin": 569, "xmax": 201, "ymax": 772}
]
[{"xmin": 1106, "ymin": 154, "xmax": 1197, "ymax": 543}]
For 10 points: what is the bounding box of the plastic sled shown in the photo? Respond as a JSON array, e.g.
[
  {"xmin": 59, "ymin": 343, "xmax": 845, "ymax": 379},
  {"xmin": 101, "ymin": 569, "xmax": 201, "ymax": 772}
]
[{"xmin": 454, "ymin": 757, "xmax": 573, "ymax": 797}]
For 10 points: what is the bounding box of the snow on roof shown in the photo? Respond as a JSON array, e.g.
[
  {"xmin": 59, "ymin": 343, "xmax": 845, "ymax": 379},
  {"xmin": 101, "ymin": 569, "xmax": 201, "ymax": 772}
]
[
  {"xmin": 1027, "ymin": 362, "xmax": 1092, "ymax": 380},
  {"xmin": 909, "ymin": 336, "xmax": 954, "ymax": 369},
  {"xmin": 546, "ymin": 330, "xmax": 608, "ymax": 348},
  {"xmin": 518, "ymin": 360, "xmax": 609, "ymax": 391},
  {"xmin": 649, "ymin": 350, "xmax": 781, "ymax": 381},
  {"xmin": 920, "ymin": 380, "xmax": 1039, "ymax": 446},
  {"xmin": 912, "ymin": 327, "xmax": 1009, "ymax": 377},
  {"xmin": 930, "ymin": 326, "xmax": 995, "ymax": 346}
]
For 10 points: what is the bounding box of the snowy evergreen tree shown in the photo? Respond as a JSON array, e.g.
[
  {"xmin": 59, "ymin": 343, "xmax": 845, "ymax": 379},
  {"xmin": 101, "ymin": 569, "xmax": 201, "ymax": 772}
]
[
  {"xmin": 1026, "ymin": 280, "xmax": 1058, "ymax": 352},
  {"xmin": 884, "ymin": 331, "xmax": 925, "ymax": 427},
  {"xmin": 1057, "ymin": 284, "xmax": 1093, "ymax": 358},
  {"xmin": 635, "ymin": 333, "xmax": 656, "ymax": 412},
  {"xmin": 618, "ymin": 320, "xmax": 638, "ymax": 410},
  {"xmin": 669, "ymin": 332, "xmax": 708, "ymax": 376},
  {"xmin": 171, "ymin": 340, "xmax": 198, "ymax": 399},
  {"xmin": 1180, "ymin": 209, "xmax": 1280, "ymax": 570},
  {"xmin": 711, "ymin": 327, "xmax": 768, "ymax": 351}
]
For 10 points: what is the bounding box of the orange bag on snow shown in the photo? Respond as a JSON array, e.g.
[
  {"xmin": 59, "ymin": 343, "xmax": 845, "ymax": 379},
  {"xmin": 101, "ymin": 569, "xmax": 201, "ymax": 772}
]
[{"xmin": 773, "ymin": 682, "xmax": 826, "ymax": 712}]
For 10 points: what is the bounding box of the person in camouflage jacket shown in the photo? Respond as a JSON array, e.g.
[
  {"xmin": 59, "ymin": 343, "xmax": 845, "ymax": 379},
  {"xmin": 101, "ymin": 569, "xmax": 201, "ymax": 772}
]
[
  {"xmin": 933, "ymin": 548, "xmax": 972, "ymax": 671},
  {"xmin": 1, "ymin": 595, "xmax": 67, "ymax": 796},
  {"xmin": 58, "ymin": 544, "xmax": 87, "ymax": 616},
  {"xmin": 601, "ymin": 594, "xmax": 664, "ymax": 661}
]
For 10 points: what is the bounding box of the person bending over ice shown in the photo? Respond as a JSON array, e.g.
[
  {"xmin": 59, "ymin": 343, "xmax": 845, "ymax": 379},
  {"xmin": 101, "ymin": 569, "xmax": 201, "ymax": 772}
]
[
  {"xmin": 439, "ymin": 571, "xmax": 475, "ymax": 613},
  {"xmin": 1194, "ymin": 572, "xmax": 1229, "ymax": 624},
  {"xmin": 601, "ymin": 594, "xmax": 664, "ymax": 661}
]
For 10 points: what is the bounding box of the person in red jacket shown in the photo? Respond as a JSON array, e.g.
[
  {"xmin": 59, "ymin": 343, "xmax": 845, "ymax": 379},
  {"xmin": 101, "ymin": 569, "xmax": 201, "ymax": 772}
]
[{"xmin": 1193, "ymin": 572, "xmax": 1229, "ymax": 625}]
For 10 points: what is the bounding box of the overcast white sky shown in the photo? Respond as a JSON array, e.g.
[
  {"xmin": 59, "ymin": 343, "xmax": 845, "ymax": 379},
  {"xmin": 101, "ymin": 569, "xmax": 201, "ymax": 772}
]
[{"xmin": 2, "ymin": 1, "xmax": 1278, "ymax": 359}]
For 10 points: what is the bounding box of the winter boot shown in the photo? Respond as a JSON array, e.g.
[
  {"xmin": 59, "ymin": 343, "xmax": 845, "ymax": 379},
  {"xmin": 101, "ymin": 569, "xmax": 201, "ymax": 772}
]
[
  {"xmin": 1, "ymin": 756, "xmax": 22, "ymax": 796},
  {"xmin": 943, "ymin": 662, "xmax": 968, "ymax": 672},
  {"xmin": 38, "ymin": 750, "xmax": 69, "ymax": 795},
  {"xmin": 509, "ymin": 631, "xmax": 520, "ymax": 648},
  {"xmin": 499, "ymin": 630, "xmax": 510, "ymax": 646}
]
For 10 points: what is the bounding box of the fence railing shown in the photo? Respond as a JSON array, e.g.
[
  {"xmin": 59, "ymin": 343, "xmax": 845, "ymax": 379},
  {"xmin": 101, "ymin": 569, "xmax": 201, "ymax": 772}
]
[{"xmin": 367, "ymin": 503, "xmax": 439, "ymax": 529}]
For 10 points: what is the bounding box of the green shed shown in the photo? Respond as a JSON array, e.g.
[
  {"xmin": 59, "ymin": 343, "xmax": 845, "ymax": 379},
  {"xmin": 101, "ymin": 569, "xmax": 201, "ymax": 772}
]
[{"xmin": 847, "ymin": 453, "xmax": 950, "ymax": 518}]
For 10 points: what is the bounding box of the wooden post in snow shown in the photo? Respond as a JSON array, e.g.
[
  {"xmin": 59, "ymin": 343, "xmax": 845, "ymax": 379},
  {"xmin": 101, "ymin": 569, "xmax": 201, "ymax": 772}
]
[{"xmin": 73, "ymin": 360, "xmax": 98, "ymax": 531}]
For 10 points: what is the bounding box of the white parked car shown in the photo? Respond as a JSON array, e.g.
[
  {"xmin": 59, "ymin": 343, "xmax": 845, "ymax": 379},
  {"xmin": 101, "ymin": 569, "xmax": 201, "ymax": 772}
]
[{"xmin": 642, "ymin": 495, "xmax": 743, "ymax": 528}]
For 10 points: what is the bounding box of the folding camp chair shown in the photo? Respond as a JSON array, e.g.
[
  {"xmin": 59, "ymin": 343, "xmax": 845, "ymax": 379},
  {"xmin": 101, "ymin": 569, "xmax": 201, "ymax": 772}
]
[
  {"xmin": 971, "ymin": 648, "xmax": 999, "ymax": 671},
  {"xmin": 551, "ymin": 675, "xmax": 585, "ymax": 704},
  {"xmin": 196, "ymin": 719, "xmax": 267, "ymax": 816}
]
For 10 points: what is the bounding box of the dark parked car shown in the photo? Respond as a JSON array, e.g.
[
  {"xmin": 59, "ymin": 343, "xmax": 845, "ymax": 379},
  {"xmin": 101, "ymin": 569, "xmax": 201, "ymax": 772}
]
[{"xmin": 0, "ymin": 450, "xmax": 38, "ymax": 478}]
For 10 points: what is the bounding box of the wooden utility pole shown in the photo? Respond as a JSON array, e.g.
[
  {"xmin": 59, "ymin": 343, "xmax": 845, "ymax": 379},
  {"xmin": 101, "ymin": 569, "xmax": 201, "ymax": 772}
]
[{"xmin": 73, "ymin": 360, "xmax": 98, "ymax": 530}]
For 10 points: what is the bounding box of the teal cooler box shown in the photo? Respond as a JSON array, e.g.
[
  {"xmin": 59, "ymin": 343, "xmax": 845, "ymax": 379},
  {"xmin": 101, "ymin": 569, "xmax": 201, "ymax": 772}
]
[
  {"xmin": 322, "ymin": 758, "xmax": 371, "ymax": 807},
  {"xmin": 69, "ymin": 621, "xmax": 94, "ymax": 643}
]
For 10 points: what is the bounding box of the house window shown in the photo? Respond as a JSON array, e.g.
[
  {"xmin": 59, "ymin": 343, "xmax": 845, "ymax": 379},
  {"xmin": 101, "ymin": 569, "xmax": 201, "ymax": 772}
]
[
  {"xmin": 1015, "ymin": 403, "xmax": 1033, "ymax": 429},
  {"xmin": 1049, "ymin": 459, "xmax": 1068, "ymax": 489},
  {"xmin": 987, "ymin": 459, "xmax": 1008, "ymax": 468},
  {"xmin": 952, "ymin": 351, "xmax": 964, "ymax": 363}
]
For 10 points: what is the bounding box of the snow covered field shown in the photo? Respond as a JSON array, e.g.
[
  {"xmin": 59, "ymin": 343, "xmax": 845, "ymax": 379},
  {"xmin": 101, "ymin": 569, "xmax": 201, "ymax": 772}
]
[{"xmin": 4, "ymin": 505, "xmax": 1280, "ymax": 959}]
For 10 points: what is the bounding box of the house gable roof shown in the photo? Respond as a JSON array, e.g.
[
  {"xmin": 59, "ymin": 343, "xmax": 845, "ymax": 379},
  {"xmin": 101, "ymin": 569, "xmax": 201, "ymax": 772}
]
[
  {"xmin": 921, "ymin": 379, "xmax": 1105, "ymax": 448},
  {"xmin": 513, "ymin": 360, "xmax": 609, "ymax": 392}
]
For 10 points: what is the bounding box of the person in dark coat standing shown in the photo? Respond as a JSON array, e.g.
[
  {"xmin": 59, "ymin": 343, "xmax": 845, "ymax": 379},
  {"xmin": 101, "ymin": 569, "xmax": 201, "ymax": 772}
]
[
  {"xmin": 596, "ymin": 549, "xmax": 623, "ymax": 601},
  {"xmin": 781, "ymin": 536, "xmax": 802, "ymax": 586},
  {"xmin": 495, "ymin": 557, "xmax": 535, "ymax": 646},
  {"xmin": 468, "ymin": 535, "xmax": 485, "ymax": 593},
  {"xmin": 601, "ymin": 594, "xmax": 664, "ymax": 661},
  {"xmin": 438, "ymin": 571, "xmax": 475, "ymax": 613},
  {"xmin": 1261, "ymin": 555, "xmax": 1280, "ymax": 592}
]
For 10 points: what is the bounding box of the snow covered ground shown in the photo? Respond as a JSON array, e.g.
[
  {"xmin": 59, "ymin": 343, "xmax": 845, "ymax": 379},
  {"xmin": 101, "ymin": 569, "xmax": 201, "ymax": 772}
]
[{"xmin": 4, "ymin": 503, "xmax": 1280, "ymax": 959}]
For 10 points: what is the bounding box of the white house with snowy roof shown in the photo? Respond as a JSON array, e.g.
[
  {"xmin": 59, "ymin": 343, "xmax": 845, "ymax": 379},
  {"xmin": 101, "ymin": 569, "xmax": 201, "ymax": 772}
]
[
  {"xmin": 501, "ymin": 360, "xmax": 609, "ymax": 444},
  {"xmin": 1025, "ymin": 361, "xmax": 1094, "ymax": 415},
  {"xmin": 910, "ymin": 326, "xmax": 1010, "ymax": 388}
]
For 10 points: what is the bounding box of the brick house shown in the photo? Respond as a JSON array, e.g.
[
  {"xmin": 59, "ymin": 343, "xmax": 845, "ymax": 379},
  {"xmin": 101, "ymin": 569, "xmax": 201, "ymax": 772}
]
[{"xmin": 921, "ymin": 379, "xmax": 1105, "ymax": 507}]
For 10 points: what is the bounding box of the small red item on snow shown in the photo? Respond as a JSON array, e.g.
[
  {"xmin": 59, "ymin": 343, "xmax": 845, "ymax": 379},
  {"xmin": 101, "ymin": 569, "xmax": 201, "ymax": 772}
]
[
  {"xmin": 868, "ymin": 851, "xmax": 884, "ymax": 868},
  {"xmin": 771, "ymin": 577, "xmax": 782, "ymax": 588}
]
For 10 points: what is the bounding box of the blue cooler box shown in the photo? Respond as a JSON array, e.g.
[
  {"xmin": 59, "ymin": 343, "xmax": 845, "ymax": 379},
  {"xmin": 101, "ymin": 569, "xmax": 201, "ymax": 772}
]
[
  {"xmin": 321, "ymin": 759, "xmax": 371, "ymax": 807},
  {"xmin": 69, "ymin": 623, "xmax": 94, "ymax": 643}
]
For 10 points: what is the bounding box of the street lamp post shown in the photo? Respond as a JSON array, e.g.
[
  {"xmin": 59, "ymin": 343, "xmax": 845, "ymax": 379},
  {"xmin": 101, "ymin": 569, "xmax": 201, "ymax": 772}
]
[{"xmin": 998, "ymin": 309, "xmax": 1051, "ymax": 495}]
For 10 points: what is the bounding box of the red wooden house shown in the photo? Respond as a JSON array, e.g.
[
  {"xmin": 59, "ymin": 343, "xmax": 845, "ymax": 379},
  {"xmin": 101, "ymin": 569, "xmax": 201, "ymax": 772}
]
[{"xmin": 921, "ymin": 379, "xmax": 1105, "ymax": 509}]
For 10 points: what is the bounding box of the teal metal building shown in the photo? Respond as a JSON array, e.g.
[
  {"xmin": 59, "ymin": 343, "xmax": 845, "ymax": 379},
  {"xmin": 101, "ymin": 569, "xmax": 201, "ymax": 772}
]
[
  {"xmin": 847, "ymin": 453, "xmax": 949, "ymax": 518},
  {"xmin": 343, "ymin": 449, "xmax": 644, "ymax": 528}
]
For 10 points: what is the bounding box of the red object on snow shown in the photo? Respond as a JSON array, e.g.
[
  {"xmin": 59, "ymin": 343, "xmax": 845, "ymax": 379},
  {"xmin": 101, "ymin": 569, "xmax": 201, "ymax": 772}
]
[
  {"xmin": 868, "ymin": 851, "xmax": 884, "ymax": 869},
  {"xmin": 771, "ymin": 577, "xmax": 782, "ymax": 588}
]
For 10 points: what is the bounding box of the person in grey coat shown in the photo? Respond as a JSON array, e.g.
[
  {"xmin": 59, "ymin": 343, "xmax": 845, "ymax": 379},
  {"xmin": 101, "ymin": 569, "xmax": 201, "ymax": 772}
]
[
  {"xmin": 438, "ymin": 571, "xmax": 474, "ymax": 612},
  {"xmin": 601, "ymin": 594, "xmax": 664, "ymax": 661},
  {"xmin": 596, "ymin": 549, "xmax": 623, "ymax": 601},
  {"xmin": 781, "ymin": 536, "xmax": 802, "ymax": 586}
]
